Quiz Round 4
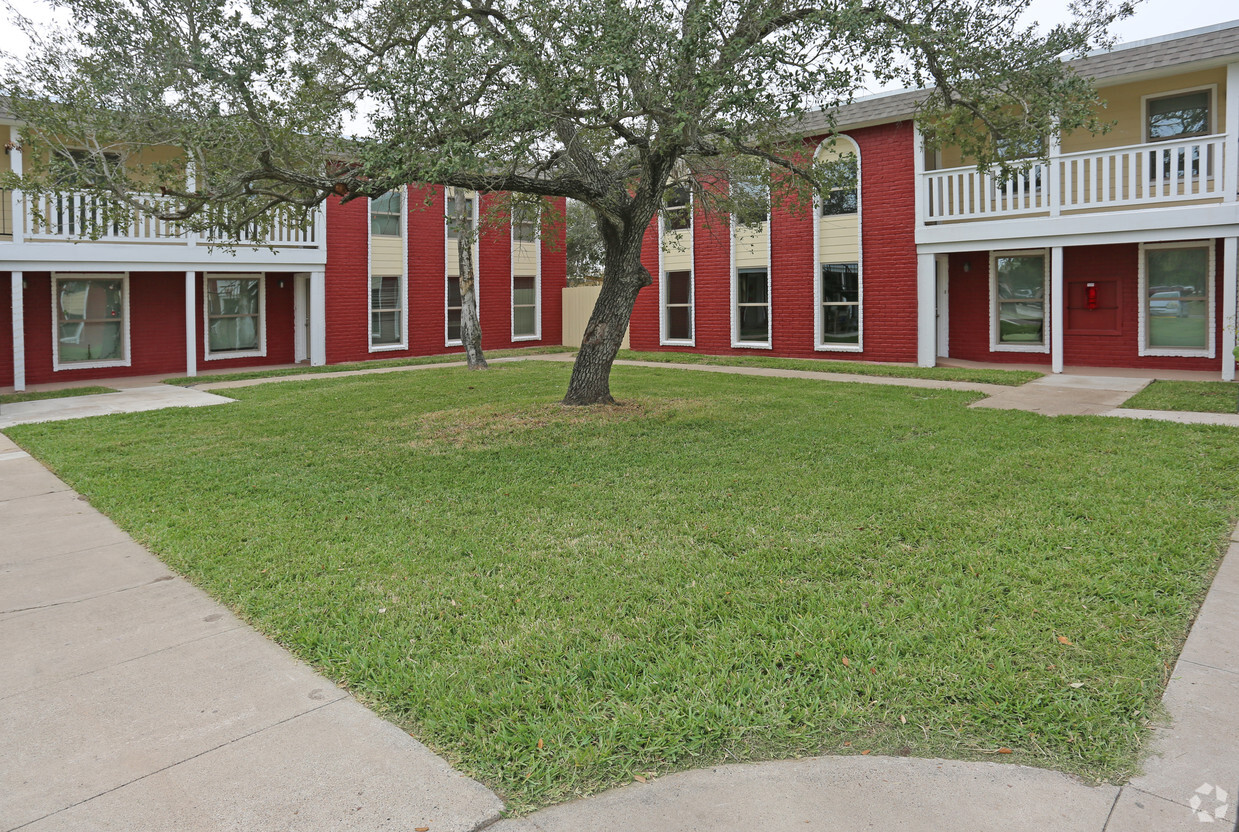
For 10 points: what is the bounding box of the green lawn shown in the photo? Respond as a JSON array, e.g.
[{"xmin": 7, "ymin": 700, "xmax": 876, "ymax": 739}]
[
  {"xmin": 1121, "ymin": 380, "xmax": 1239, "ymax": 414},
  {"xmin": 7, "ymin": 362, "xmax": 1236, "ymax": 813},
  {"xmin": 615, "ymin": 350, "xmax": 1042, "ymax": 386},
  {"xmin": 161, "ymin": 345, "xmax": 572, "ymax": 386},
  {"xmin": 0, "ymin": 386, "xmax": 118, "ymax": 405}
]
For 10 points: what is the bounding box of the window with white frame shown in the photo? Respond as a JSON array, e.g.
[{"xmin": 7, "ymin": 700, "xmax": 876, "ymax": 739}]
[
  {"xmin": 446, "ymin": 192, "xmax": 474, "ymax": 238},
  {"xmin": 664, "ymin": 270, "xmax": 693, "ymax": 342},
  {"xmin": 820, "ymin": 264, "xmax": 859, "ymax": 346},
  {"xmin": 512, "ymin": 275, "xmax": 538, "ymax": 338},
  {"xmin": 736, "ymin": 267, "xmax": 770, "ymax": 344},
  {"xmin": 447, "ymin": 275, "xmax": 463, "ymax": 342},
  {"xmin": 991, "ymin": 252, "xmax": 1047, "ymax": 351},
  {"xmin": 370, "ymin": 275, "xmax": 403, "ymax": 346},
  {"xmin": 818, "ymin": 151, "xmax": 858, "ymax": 216},
  {"xmin": 370, "ymin": 191, "xmax": 402, "ymax": 237},
  {"xmin": 1145, "ymin": 89, "xmax": 1214, "ymax": 180},
  {"xmin": 1140, "ymin": 241, "xmax": 1213, "ymax": 356},
  {"xmin": 206, "ymin": 275, "xmax": 264, "ymax": 357},
  {"xmin": 513, "ymin": 203, "xmax": 538, "ymax": 243},
  {"xmin": 53, "ymin": 274, "xmax": 128, "ymax": 366},
  {"xmin": 663, "ymin": 186, "xmax": 691, "ymax": 231}
]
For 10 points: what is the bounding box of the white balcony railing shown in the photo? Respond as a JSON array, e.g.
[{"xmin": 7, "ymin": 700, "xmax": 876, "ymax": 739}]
[
  {"xmin": 18, "ymin": 190, "xmax": 321, "ymax": 248},
  {"xmin": 923, "ymin": 134, "xmax": 1230, "ymax": 223}
]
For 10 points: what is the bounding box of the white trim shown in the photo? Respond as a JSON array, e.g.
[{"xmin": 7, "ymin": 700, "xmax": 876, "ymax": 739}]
[
  {"xmin": 1141, "ymin": 84, "xmax": 1218, "ymax": 143},
  {"xmin": 935, "ymin": 261, "xmax": 950, "ymax": 359},
  {"xmin": 309, "ymin": 270, "xmax": 327, "ymax": 366},
  {"xmin": 1223, "ymin": 236, "xmax": 1237, "ymax": 380},
  {"xmin": 50, "ymin": 272, "xmax": 132, "ymax": 371},
  {"xmin": 912, "ymin": 123, "xmax": 925, "ymax": 233},
  {"xmin": 989, "ymin": 250, "xmax": 1051, "ymax": 354},
  {"xmin": 368, "ymin": 186, "xmax": 410, "ymax": 353},
  {"xmin": 293, "ymin": 274, "xmax": 308, "ymax": 363},
  {"xmin": 510, "ymin": 203, "xmax": 542, "ymax": 342},
  {"xmin": 1137, "ymin": 239, "xmax": 1216, "ymax": 358},
  {"xmin": 728, "ymin": 185, "xmax": 772, "ymax": 349},
  {"xmin": 1050, "ymin": 247, "xmax": 1065, "ymax": 373},
  {"xmin": 813, "ymin": 134, "xmax": 864, "ymax": 353},
  {"xmin": 1226, "ymin": 63, "xmax": 1239, "ymax": 204},
  {"xmin": 916, "ymin": 254, "xmax": 936, "ymax": 366},
  {"xmin": 203, "ymin": 273, "xmax": 267, "ymax": 361},
  {"xmin": 184, "ymin": 271, "xmax": 197, "ymax": 377},
  {"xmin": 10, "ymin": 272, "xmax": 25, "ymax": 391},
  {"xmin": 10, "ymin": 129, "xmax": 22, "ymax": 246},
  {"xmin": 659, "ymin": 211, "xmax": 697, "ymax": 347}
]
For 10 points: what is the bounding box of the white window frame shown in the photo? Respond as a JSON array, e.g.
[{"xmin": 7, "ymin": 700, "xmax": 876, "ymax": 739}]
[
  {"xmin": 1141, "ymin": 85, "xmax": 1217, "ymax": 144},
  {"xmin": 50, "ymin": 272, "xmax": 132, "ymax": 371},
  {"xmin": 510, "ymin": 203, "xmax": 542, "ymax": 342},
  {"xmin": 204, "ymin": 272, "xmax": 267, "ymax": 361},
  {"xmin": 369, "ymin": 191, "xmax": 403, "ymax": 237},
  {"xmin": 369, "ymin": 187, "xmax": 409, "ymax": 352},
  {"xmin": 1138, "ymin": 240, "xmax": 1216, "ymax": 358},
  {"xmin": 989, "ymin": 250, "xmax": 1050, "ymax": 354},
  {"xmin": 813, "ymin": 134, "xmax": 863, "ymax": 352},
  {"xmin": 730, "ymin": 196, "xmax": 772, "ymax": 349},
  {"xmin": 658, "ymin": 211, "xmax": 696, "ymax": 346},
  {"xmin": 445, "ymin": 189, "xmax": 481, "ymax": 347}
]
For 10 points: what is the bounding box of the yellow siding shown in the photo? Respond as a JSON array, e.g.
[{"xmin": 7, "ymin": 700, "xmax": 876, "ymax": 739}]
[
  {"xmin": 1063, "ymin": 68, "xmax": 1227, "ymax": 154},
  {"xmin": 561, "ymin": 285, "xmax": 629, "ymax": 348},
  {"xmin": 819, "ymin": 215, "xmax": 859, "ymax": 263},
  {"xmin": 0, "ymin": 124, "xmax": 10, "ymax": 237},
  {"xmin": 734, "ymin": 223, "xmax": 768, "ymax": 268},
  {"xmin": 371, "ymin": 236, "xmax": 403, "ymax": 274},
  {"xmin": 0, "ymin": 124, "xmax": 10, "ymax": 176},
  {"xmin": 513, "ymin": 241, "xmax": 537, "ymax": 274},
  {"xmin": 446, "ymin": 240, "xmax": 460, "ymax": 276},
  {"xmin": 662, "ymin": 229, "xmax": 692, "ymax": 270}
]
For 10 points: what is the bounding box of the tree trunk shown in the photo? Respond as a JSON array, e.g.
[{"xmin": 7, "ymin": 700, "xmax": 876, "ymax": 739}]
[
  {"xmin": 562, "ymin": 227, "xmax": 650, "ymax": 406},
  {"xmin": 453, "ymin": 196, "xmax": 487, "ymax": 370}
]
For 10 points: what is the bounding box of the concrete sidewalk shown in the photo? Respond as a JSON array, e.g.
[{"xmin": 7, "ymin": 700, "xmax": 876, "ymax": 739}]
[
  {"xmin": 0, "ymin": 431, "xmax": 503, "ymax": 832},
  {"xmin": 0, "ymin": 386, "xmax": 234, "ymax": 429}
]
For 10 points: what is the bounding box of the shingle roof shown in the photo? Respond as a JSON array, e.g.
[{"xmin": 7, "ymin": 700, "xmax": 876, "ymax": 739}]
[{"xmin": 794, "ymin": 19, "xmax": 1239, "ymax": 136}]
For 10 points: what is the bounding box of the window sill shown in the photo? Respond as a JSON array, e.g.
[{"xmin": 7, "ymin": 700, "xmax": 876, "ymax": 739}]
[
  {"xmin": 731, "ymin": 340, "xmax": 772, "ymax": 350},
  {"xmin": 816, "ymin": 343, "xmax": 863, "ymax": 353},
  {"xmin": 660, "ymin": 338, "xmax": 695, "ymax": 347},
  {"xmin": 205, "ymin": 349, "xmax": 267, "ymax": 362},
  {"xmin": 369, "ymin": 343, "xmax": 408, "ymax": 353},
  {"xmin": 989, "ymin": 343, "xmax": 1050, "ymax": 354},
  {"xmin": 53, "ymin": 357, "xmax": 132, "ymax": 372},
  {"xmin": 511, "ymin": 334, "xmax": 542, "ymax": 342},
  {"xmin": 1139, "ymin": 346, "xmax": 1216, "ymax": 359}
]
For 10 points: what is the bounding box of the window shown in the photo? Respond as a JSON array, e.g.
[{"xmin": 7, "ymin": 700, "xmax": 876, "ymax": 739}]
[
  {"xmin": 53, "ymin": 275, "xmax": 127, "ymax": 367},
  {"xmin": 820, "ymin": 264, "xmax": 859, "ymax": 346},
  {"xmin": 513, "ymin": 204, "xmax": 538, "ymax": 243},
  {"xmin": 370, "ymin": 275, "xmax": 403, "ymax": 346},
  {"xmin": 447, "ymin": 275, "xmax": 462, "ymax": 342},
  {"xmin": 512, "ymin": 275, "xmax": 538, "ymax": 339},
  {"xmin": 818, "ymin": 152, "xmax": 858, "ymax": 216},
  {"xmin": 446, "ymin": 193, "xmax": 474, "ymax": 239},
  {"xmin": 992, "ymin": 253, "xmax": 1047, "ymax": 351},
  {"xmin": 664, "ymin": 270, "xmax": 693, "ymax": 342},
  {"xmin": 664, "ymin": 186, "xmax": 691, "ymax": 231},
  {"xmin": 206, "ymin": 276, "xmax": 264, "ymax": 356},
  {"xmin": 370, "ymin": 192, "xmax": 402, "ymax": 237},
  {"xmin": 1147, "ymin": 90, "xmax": 1211, "ymax": 141},
  {"xmin": 732, "ymin": 179, "xmax": 768, "ymax": 226},
  {"xmin": 1141, "ymin": 242, "xmax": 1213, "ymax": 356},
  {"xmin": 736, "ymin": 268, "xmax": 769, "ymax": 344}
]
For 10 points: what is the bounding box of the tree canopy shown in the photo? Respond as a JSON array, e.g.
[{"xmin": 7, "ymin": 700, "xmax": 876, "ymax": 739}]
[{"xmin": 3, "ymin": 0, "xmax": 1133, "ymax": 403}]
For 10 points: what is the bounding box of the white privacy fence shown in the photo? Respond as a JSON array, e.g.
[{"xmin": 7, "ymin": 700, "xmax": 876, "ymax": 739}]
[{"xmin": 923, "ymin": 135, "xmax": 1229, "ymax": 222}]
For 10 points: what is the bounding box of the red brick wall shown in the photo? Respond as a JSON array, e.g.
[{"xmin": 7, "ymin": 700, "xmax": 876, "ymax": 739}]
[
  {"xmin": 324, "ymin": 186, "xmax": 565, "ymax": 364},
  {"xmin": 11, "ymin": 271, "xmax": 294, "ymax": 386},
  {"xmin": 947, "ymin": 243, "xmax": 1225, "ymax": 371},
  {"xmin": 629, "ymin": 121, "xmax": 919, "ymax": 361}
]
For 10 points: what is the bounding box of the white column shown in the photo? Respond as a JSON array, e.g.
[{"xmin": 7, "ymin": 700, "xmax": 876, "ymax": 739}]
[
  {"xmin": 184, "ymin": 271, "xmax": 197, "ymax": 377},
  {"xmin": 10, "ymin": 272, "xmax": 25, "ymax": 392},
  {"xmin": 1049, "ymin": 247, "xmax": 1065, "ymax": 374},
  {"xmin": 912, "ymin": 123, "xmax": 926, "ymax": 230},
  {"xmin": 10, "ymin": 129, "xmax": 23, "ymax": 245},
  {"xmin": 1223, "ymin": 237, "xmax": 1237, "ymax": 381},
  {"xmin": 1048, "ymin": 123, "xmax": 1062, "ymax": 218},
  {"xmin": 309, "ymin": 269, "xmax": 327, "ymax": 366},
  {"xmin": 1225, "ymin": 63, "xmax": 1238, "ymax": 203},
  {"xmin": 917, "ymin": 253, "xmax": 937, "ymax": 367}
]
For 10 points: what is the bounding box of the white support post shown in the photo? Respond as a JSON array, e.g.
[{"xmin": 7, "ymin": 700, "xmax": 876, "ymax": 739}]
[
  {"xmin": 1048, "ymin": 123, "xmax": 1062, "ymax": 218},
  {"xmin": 309, "ymin": 269, "xmax": 327, "ymax": 366},
  {"xmin": 912, "ymin": 123, "xmax": 926, "ymax": 231},
  {"xmin": 1050, "ymin": 246, "xmax": 1065, "ymax": 374},
  {"xmin": 184, "ymin": 271, "xmax": 197, "ymax": 377},
  {"xmin": 916, "ymin": 253, "xmax": 937, "ymax": 367},
  {"xmin": 1223, "ymin": 237, "xmax": 1237, "ymax": 382},
  {"xmin": 1226, "ymin": 63, "xmax": 1239, "ymax": 203},
  {"xmin": 10, "ymin": 129, "xmax": 23, "ymax": 245},
  {"xmin": 10, "ymin": 272, "xmax": 25, "ymax": 392}
]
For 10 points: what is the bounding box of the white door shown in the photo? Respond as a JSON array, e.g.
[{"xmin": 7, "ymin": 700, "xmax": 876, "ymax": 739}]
[{"xmin": 294, "ymin": 275, "xmax": 309, "ymax": 363}]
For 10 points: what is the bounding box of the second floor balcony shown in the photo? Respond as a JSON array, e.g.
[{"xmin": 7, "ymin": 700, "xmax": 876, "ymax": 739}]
[{"xmin": 922, "ymin": 134, "xmax": 1233, "ymax": 225}]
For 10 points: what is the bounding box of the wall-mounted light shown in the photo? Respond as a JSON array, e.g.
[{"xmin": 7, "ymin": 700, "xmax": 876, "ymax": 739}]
[
  {"xmin": 279, "ymin": 279, "xmax": 285, "ymax": 289},
  {"xmin": 963, "ymin": 261, "xmax": 971, "ymax": 272}
]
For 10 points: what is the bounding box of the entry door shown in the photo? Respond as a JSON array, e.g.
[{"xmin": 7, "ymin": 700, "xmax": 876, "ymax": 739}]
[
  {"xmin": 936, "ymin": 264, "xmax": 949, "ymax": 358},
  {"xmin": 294, "ymin": 275, "xmax": 309, "ymax": 363}
]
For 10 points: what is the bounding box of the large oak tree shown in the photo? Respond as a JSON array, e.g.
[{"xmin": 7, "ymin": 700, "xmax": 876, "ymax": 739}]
[{"xmin": 3, "ymin": 0, "xmax": 1130, "ymax": 403}]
